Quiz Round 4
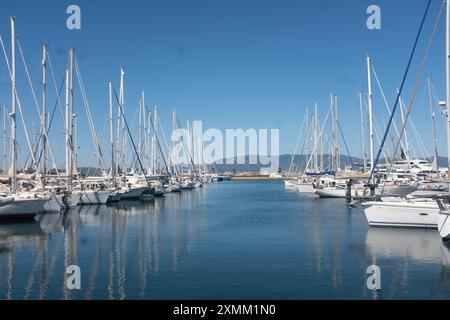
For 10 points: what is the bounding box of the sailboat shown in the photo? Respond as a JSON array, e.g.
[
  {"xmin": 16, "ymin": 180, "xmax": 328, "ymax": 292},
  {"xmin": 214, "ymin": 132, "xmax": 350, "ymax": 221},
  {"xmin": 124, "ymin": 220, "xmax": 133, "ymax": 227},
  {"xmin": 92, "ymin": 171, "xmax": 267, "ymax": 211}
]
[
  {"xmin": 0, "ymin": 17, "xmax": 46, "ymax": 219},
  {"xmin": 359, "ymin": 3, "xmax": 449, "ymax": 229},
  {"xmin": 438, "ymin": 1, "xmax": 450, "ymax": 241}
]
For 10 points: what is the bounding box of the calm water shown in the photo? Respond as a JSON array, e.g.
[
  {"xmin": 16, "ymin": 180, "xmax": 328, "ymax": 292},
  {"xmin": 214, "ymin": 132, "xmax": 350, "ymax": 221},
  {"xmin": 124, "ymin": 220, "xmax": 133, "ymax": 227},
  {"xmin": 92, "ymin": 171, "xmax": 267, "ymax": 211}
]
[{"xmin": 0, "ymin": 180, "xmax": 450, "ymax": 300}]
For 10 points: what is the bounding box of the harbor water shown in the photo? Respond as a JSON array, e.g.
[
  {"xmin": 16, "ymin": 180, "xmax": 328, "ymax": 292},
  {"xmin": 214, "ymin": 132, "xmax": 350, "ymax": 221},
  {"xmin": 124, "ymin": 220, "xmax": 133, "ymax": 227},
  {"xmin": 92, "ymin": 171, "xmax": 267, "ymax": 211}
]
[{"xmin": 0, "ymin": 180, "xmax": 449, "ymax": 300}]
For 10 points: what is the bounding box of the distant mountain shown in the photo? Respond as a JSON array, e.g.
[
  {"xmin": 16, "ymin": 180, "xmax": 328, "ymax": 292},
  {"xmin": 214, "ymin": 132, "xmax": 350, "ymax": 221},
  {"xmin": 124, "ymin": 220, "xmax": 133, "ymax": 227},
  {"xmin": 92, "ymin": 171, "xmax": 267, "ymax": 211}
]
[
  {"xmin": 213, "ymin": 155, "xmax": 450, "ymax": 174},
  {"xmin": 213, "ymin": 154, "xmax": 364, "ymax": 173}
]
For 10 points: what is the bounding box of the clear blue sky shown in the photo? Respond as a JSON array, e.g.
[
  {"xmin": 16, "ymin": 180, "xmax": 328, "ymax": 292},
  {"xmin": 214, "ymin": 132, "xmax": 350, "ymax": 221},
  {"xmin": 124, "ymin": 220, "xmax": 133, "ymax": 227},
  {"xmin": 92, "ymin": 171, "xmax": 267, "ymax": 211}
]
[{"xmin": 0, "ymin": 0, "xmax": 447, "ymax": 168}]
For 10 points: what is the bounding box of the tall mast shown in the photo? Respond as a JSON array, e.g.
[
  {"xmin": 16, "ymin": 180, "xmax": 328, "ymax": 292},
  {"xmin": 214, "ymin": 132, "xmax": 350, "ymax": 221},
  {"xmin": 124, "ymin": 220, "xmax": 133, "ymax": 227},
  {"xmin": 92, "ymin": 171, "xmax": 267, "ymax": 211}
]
[
  {"xmin": 73, "ymin": 113, "xmax": 78, "ymax": 170},
  {"xmin": 109, "ymin": 81, "xmax": 115, "ymax": 184},
  {"xmin": 335, "ymin": 95, "xmax": 340, "ymax": 171},
  {"xmin": 120, "ymin": 68, "xmax": 126, "ymax": 173},
  {"xmin": 69, "ymin": 49, "xmax": 75, "ymax": 178},
  {"xmin": 138, "ymin": 91, "xmax": 143, "ymax": 173},
  {"xmin": 305, "ymin": 107, "xmax": 309, "ymax": 172},
  {"xmin": 399, "ymin": 96, "xmax": 410, "ymax": 160},
  {"xmin": 330, "ymin": 94, "xmax": 335, "ymax": 171},
  {"xmin": 427, "ymin": 77, "xmax": 439, "ymax": 177},
  {"xmin": 142, "ymin": 93, "xmax": 147, "ymax": 174},
  {"xmin": 147, "ymin": 109, "xmax": 153, "ymax": 174},
  {"xmin": 65, "ymin": 68, "xmax": 71, "ymax": 189},
  {"xmin": 3, "ymin": 105, "xmax": 6, "ymax": 173},
  {"xmin": 153, "ymin": 107, "xmax": 158, "ymax": 174},
  {"xmin": 367, "ymin": 56, "xmax": 375, "ymax": 172},
  {"xmin": 10, "ymin": 17, "xmax": 16, "ymax": 193},
  {"xmin": 359, "ymin": 92, "xmax": 367, "ymax": 172},
  {"xmin": 116, "ymin": 75, "xmax": 122, "ymax": 174},
  {"xmin": 314, "ymin": 101, "xmax": 318, "ymax": 172},
  {"xmin": 42, "ymin": 44, "xmax": 48, "ymax": 186},
  {"xmin": 446, "ymin": 0, "xmax": 450, "ymax": 181},
  {"xmin": 172, "ymin": 109, "xmax": 177, "ymax": 176}
]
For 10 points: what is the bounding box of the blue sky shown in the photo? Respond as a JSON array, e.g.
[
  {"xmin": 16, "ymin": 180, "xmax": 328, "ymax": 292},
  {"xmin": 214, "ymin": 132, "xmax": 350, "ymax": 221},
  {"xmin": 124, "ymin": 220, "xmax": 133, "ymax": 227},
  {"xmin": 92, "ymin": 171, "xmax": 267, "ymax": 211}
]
[{"xmin": 0, "ymin": 0, "xmax": 447, "ymax": 168}]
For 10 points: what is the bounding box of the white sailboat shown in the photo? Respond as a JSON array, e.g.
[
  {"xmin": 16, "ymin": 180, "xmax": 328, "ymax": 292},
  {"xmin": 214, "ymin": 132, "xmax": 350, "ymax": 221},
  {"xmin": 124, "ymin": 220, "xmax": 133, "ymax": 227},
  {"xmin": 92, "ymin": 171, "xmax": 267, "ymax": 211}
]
[
  {"xmin": 0, "ymin": 17, "xmax": 46, "ymax": 219},
  {"xmin": 362, "ymin": 5, "xmax": 450, "ymax": 229},
  {"xmin": 438, "ymin": 1, "xmax": 450, "ymax": 241}
]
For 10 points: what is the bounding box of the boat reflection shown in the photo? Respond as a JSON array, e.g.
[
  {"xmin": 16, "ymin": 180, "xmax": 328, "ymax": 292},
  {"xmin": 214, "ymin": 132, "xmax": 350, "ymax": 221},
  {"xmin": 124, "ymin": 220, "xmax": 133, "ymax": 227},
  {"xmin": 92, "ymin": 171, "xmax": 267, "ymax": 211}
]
[
  {"xmin": 365, "ymin": 228, "xmax": 450, "ymax": 266},
  {"xmin": 0, "ymin": 193, "xmax": 203, "ymax": 299}
]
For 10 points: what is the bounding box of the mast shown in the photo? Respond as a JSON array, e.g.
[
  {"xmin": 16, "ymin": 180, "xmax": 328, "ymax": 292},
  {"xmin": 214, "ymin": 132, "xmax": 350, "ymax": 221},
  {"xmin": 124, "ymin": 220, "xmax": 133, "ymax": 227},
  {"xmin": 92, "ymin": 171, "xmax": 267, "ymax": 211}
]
[
  {"xmin": 446, "ymin": 0, "xmax": 450, "ymax": 181},
  {"xmin": 305, "ymin": 107, "xmax": 309, "ymax": 172},
  {"xmin": 119, "ymin": 68, "xmax": 127, "ymax": 173},
  {"xmin": 3, "ymin": 104, "xmax": 6, "ymax": 173},
  {"xmin": 65, "ymin": 68, "xmax": 71, "ymax": 189},
  {"xmin": 147, "ymin": 109, "xmax": 153, "ymax": 174},
  {"xmin": 120, "ymin": 68, "xmax": 126, "ymax": 173},
  {"xmin": 314, "ymin": 101, "xmax": 318, "ymax": 172},
  {"xmin": 335, "ymin": 95, "xmax": 340, "ymax": 171},
  {"xmin": 172, "ymin": 109, "xmax": 177, "ymax": 176},
  {"xmin": 109, "ymin": 81, "xmax": 115, "ymax": 184},
  {"xmin": 138, "ymin": 91, "xmax": 143, "ymax": 173},
  {"xmin": 330, "ymin": 94, "xmax": 335, "ymax": 171},
  {"xmin": 116, "ymin": 76, "xmax": 122, "ymax": 174},
  {"xmin": 153, "ymin": 107, "xmax": 158, "ymax": 174},
  {"xmin": 69, "ymin": 49, "xmax": 75, "ymax": 178},
  {"xmin": 359, "ymin": 92, "xmax": 367, "ymax": 172},
  {"xmin": 367, "ymin": 56, "xmax": 375, "ymax": 172},
  {"xmin": 142, "ymin": 93, "xmax": 147, "ymax": 174},
  {"xmin": 427, "ymin": 77, "xmax": 439, "ymax": 176},
  {"xmin": 42, "ymin": 44, "xmax": 48, "ymax": 186},
  {"xmin": 399, "ymin": 95, "xmax": 410, "ymax": 160},
  {"xmin": 73, "ymin": 113, "xmax": 78, "ymax": 170},
  {"xmin": 10, "ymin": 17, "xmax": 16, "ymax": 193}
]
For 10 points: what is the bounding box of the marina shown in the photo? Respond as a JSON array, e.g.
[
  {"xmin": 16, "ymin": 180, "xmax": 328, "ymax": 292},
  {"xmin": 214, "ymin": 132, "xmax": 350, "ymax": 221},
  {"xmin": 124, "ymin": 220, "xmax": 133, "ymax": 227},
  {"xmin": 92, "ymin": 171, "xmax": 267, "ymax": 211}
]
[{"xmin": 0, "ymin": 0, "xmax": 450, "ymax": 302}]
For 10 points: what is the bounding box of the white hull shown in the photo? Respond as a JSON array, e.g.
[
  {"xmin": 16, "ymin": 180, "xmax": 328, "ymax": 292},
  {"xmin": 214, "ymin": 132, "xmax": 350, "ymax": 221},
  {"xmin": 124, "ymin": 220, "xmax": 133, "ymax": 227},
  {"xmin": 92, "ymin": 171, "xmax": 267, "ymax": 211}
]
[
  {"xmin": 44, "ymin": 194, "xmax": 64, "ymax": 212},
  {"xmin": 438, "ymin": 211, "xmax": 450, "ymax": 241},
  {"xmin": 79, "ymin": 190, "xmax": 111, "ymax": 205},
  {"xmin": 0, "ymin": 197, "xmax": 46, "ymax": 219},
  {"xmin": 284, "ymin": 180, "xmax": 298, "ymax": 189},
  {"xmin": 66, "ymin": 192, "xmax": 81, "ymax": 208},
  {"xmin": 363, "ymin": 202, "xmax": 439, "ymax": 229},
  {"xmin": 194, "ymin": 182, "xmax": 203, "ymax": 188},
  {"xmin": 154, "ymin": 187, "xmax": 166, "ymax": 196},
  {"xmin": 315, "ymin": 188, "xmax": 369, "ymax": 199},
  {"xmin": 108, "ymin": 192, "xmax": 121, "ymax": 202},
  {"xmin": 181, "ymin": 182, "xmax": 194, "ymax": 190},
  {"xmin": 119, "ymin": 187, "xmax": 147, "ymax": 200},
  {"xmin": 380, "ymin": 185, "xmax": 418, "ymax": 197},
  {"xmin": 297, "ymin": 183, "xmax": 316, "ymax": 195}
]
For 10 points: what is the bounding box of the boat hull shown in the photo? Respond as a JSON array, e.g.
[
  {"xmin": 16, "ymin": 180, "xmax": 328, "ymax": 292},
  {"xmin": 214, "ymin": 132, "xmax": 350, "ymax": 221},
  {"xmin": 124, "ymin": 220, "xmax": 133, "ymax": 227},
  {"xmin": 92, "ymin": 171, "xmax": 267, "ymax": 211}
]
[
  {"xmin": 438, "ymin": 211, "xmax": 450, "ymax": 241},
  {"xmin": 297, "ymin": 183, "xmax": 314, "ymax": 193},
  {"xmin": 0, "ymin": 198, "xmax": 46, "ymax": 220},
  {"xmin": 79, "ymin": 191, "xmax": 111, "ymax": 205},
  {"xmin": 44, "ymin": 194, "xmax": 64, "ymax": 212},
  {"xmin": 364, "ymin": 202, "xmax": 439, "ymax": 229},
  {"xmin": 65, "ymin": 192, "xmax": 81, "ymax": 208},
  {"xmin": 315, "ymin": 188, "xmax": 370, "ymax": 199},
  {"xmin": 107, "ymin": 192, "xmax": 121, "ymax": 202},
  {"xmin": 119, "ymin": 187, "xmax": 147, "ymax": 200}
]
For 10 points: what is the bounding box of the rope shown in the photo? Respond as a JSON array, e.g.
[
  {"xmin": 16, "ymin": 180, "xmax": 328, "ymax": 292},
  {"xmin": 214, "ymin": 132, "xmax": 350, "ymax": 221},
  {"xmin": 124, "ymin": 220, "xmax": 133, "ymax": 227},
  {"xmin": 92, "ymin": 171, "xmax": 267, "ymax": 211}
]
[
  {"xmin": 383, "ymin": 0, "xmax": 443, "ymax": 183},
  {"xmin": 0, "ymin": 35, "xmax": 40, "ymax": 174},
  {"xmin": 368, "ymin": 0, "xmax": 432, "ymax": 184},
  {"xmin": 112, "ymin": 87, "xmax": 150, "ymax": 183},
  {"xmin": 338, "ymin": 122, "xmax": 356, "ymax": 171}
]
